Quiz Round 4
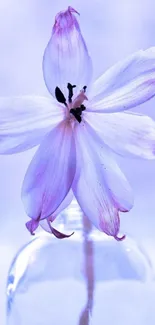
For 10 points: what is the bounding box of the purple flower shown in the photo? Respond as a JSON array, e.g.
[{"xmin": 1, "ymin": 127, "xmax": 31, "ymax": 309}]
[{"xmin": 1, "ymin": 6, "xmax": 155, "ymax": 240}]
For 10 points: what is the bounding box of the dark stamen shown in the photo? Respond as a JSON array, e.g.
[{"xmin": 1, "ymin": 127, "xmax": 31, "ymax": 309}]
[
  {"xmin": 75, "ymin": 107, "xmax": 82, "ymax": 115},
  {"xmin": 74, "ymin": 105, "xmax": 86, "ymax": 115},
  {"xmin": 83, "ymin": 86, "xmax": 87, "ymax": 93},
  {"xmin": 55, "ymin": 87, "xmax": 67, "ymax": 106},
  {"xmin": 67, "ymin": 83, "xmax": 76, "ymax": 103},
  {"xmin": 80, "ymin": 104, "xmax": 86, "ymax": 111},
  {"xmin": 70, "ymin": 108, "xmax": 82, "ymax": 123},
  {"xmin": 70, "ymin": 104, "xmax": 86, "ymax": 123}
]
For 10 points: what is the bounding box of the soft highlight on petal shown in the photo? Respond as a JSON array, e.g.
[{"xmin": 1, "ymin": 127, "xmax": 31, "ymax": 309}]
[
  {"xmin": 43, "ymin": 6, "xmax": 92, "ymax": 98},
  {"xmin": 89, "ymin": 47, "xmax": 155, "ymax": 113},
  {"xmin": 85, "ymin": 111, "xmax": 155, "ymax": 159},
  {"xmin": 0, "ymin": 96, "xmax": 64, "ymax": 154},
  {"xmin": 72, "ymin": 122, "xmax": 133, "ymax": 239},
  {"xmin": 21, "ymin": 121, "xmax": 76, "ymax": 221}
]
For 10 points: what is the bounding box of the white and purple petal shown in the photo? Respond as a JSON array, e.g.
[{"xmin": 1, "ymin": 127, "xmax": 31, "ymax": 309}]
[
  {"xmin": 22, "ymin": 121, "xmax": 76, "ymax": 222},
  {"xmin": 89, "ymin": 48, "xmax": 155, "ymax": 113},
  {"xmin": 0, "ymin": 96, "xmax": 64, "ymax": 154},
  {"xmin": 26, "ymin": 190, "xmax": 74, "ymax": 236},
  {"xmin": 43, "ymin": 6, "xmax": 93, "ymax": 98},
  {"xmin": 40, "ymin": 219, "xmax": 74, "ymax": 239},
  {"xmin": 39, "ymin": 189, "xmax": 73, "ymax": 231},
  {"xmin": 85, "ymin": 111, "xmax": 155, "ymax": 159},
  {"xmin": 72, "ymin": 121, "xmax": 133, "ymax": 240}
]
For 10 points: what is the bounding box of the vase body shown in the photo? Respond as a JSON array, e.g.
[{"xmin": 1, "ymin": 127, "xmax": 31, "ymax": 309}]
[{"xmin": 6, "ymin": 202, "xmax": 153, "ymax": 325}]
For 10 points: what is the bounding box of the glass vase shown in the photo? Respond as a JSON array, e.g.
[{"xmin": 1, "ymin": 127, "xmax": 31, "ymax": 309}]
[{"xmin": 6, "ymin": 200, "xmax": 153, "ymax": 325}]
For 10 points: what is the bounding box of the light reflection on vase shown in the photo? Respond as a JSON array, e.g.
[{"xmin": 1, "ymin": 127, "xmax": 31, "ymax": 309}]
[{"xmin": 6, "ymin": 200, "xmax": 153, "ymax": 325}]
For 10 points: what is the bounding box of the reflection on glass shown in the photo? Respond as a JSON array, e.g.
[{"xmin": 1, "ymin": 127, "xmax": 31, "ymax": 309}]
[{"xmin": 6, "ymin": 202, "xmax": 153, "ymax": 325}]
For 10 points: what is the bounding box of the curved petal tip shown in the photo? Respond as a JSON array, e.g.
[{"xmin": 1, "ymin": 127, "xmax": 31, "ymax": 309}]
[
  {"xmin": 25, "ymin": 220, "xmax": 39, "ymax": 236},
  {"xmin": 51, "ymin": 227, "xmax": 74, "ymax": 239},
  {"xmin": 54, "ymin": 6, "xmax": 80, "ymax": 33},
  {"xmin": 114, "ymin": 234, "xmax": 126, "ymax": 241},
  {"xmin": 68, "ymin": 6, "xmax": 80, "ymax": 15}
]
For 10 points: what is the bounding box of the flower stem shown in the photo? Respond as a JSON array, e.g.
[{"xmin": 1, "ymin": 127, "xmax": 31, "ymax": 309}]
[{"xmin": 79, "ymin": 214, "xmax": 95, "ymax": 325}]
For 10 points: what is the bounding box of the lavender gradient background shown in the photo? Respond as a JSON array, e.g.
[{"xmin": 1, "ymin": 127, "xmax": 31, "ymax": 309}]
[{"xmin": 0, "ymin": 0, "xmax": 155, "ymax": 324}]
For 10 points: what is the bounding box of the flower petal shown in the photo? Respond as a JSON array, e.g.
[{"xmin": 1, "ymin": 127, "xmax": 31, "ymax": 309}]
[
  {"xmin": 26, "ymin": 217, "xmax": 74, "ymax": 238},
  {"xmin": 0, "ymin": 96, "xmax": 64, "ymax": 154},
  {"xmin": 85, "ymin": 111, "xmax": 155, "ymax": 159},
  {"xmin": 39, "ymin": 189, "xmax": 73, "ymax": 228},
  {"xmin": 21, "ymin": 121, "xmax": 76, "ymax": 221},
  {"xmin": 50, "ymin": 189, "xmax": 74, "ymax": 221},
  {"xmin": 39, "ymin": 189, "xmax": 74, "ymax": 236},
  {"xmin": 25, "ymin": 219, "xmax": 39, "ymax": 235},
  {"xmin": 43, "ymin": 6, "xmax": 92, "ymax": 98},
  {"xmin": 72, "ymin": 122, "xmax": 133, "ymax": 239},
  {"xmin": 25, "ymin": 190, "xmax": 74, "ymax": 236},
  {"xmin": 40, "ymin": 220, "xmax": 74, "ymax": 239},
  {"xmin": 89, "ymin": 48, "xmax": 155, "ymax": 113}
]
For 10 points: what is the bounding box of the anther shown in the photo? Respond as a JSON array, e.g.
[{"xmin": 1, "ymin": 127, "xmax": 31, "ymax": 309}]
[
  {"xmin": 75, "ymin": 105, "xmax": 85, "ymax": 115},
  {"xmin": 80, "ymin": 104, "xmax": 86, "ymax": 111},
  {"xmin": 75, "ymin": 107, "xmax": 82, "ymax": 115},
  {"xmin": 55, "ymin": 87, "xmax": 67, "ymax": 106},
  {"xmin": 83, "ymin": 86, "xmax": 87, "ymax": 93},
  {"xmin": 70, "ymin": 108, "xmax": 82, "ymax": 123},
  {"xmin": 67, "ymin": 83, "xmax": 76, "ymax": 103}
]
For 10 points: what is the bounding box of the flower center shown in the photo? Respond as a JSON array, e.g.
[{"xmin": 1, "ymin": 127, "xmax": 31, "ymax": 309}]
[{"xmin": 55, "ymin": 83, "xmax": 87, "ymax": 123}]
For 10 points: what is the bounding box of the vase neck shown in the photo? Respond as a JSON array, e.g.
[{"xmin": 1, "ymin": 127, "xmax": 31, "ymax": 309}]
[{"xmin": 58, "ymin": 199, "xmax": 93, "ymax": 234}]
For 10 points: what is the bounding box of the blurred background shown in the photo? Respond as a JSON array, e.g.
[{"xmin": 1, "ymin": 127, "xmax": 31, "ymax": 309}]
[{"xmin": 0, "ymin": 0, "xmax": 155, "ymax": 324}]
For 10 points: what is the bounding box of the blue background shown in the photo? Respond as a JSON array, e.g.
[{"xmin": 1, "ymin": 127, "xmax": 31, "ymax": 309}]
[{"xmin": 0, "ymin": 0, "xmax": 155, "ymax": 323}]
